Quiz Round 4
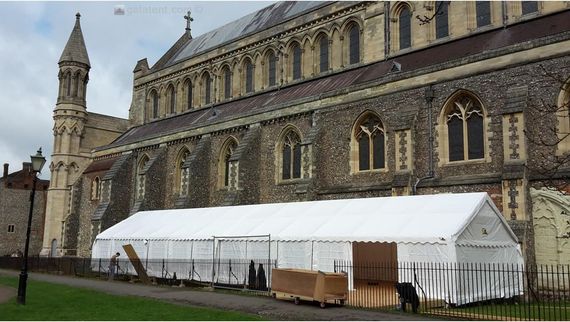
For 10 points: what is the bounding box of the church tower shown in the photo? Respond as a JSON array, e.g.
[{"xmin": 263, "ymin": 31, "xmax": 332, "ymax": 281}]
[{"xmin": 41, "ymin": 13, "xmax": 91, "ymax": 256}]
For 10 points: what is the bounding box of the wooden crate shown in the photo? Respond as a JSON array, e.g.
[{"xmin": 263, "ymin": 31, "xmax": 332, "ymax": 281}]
[{"xmin": 271, "ymin": 268, "xmax": 348, "ymax": 308}]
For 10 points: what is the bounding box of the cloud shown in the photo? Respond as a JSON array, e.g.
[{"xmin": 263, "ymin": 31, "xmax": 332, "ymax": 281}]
[{"xmin": 0, "ymin": 1, "xmax": 273, "ymax": 180}]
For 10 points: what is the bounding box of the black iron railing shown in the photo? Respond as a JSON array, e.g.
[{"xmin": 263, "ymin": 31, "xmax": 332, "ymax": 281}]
[
  {"xmin": 2, "ymin": 256, "xmax": 568, "ymax": 320},
  {"xmin": 334, "ymin": 260, "xmax": 570, "ymax": 321}
]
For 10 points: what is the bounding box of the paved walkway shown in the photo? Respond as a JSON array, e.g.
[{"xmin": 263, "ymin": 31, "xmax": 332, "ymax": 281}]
[{"xmin": 0, "ymin": 269, "xmax": 437, "ymax": 320}]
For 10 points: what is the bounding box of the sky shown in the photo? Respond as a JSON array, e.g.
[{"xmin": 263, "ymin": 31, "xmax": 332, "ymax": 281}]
[{"xmin": 0, "ymin": 1, "xmax": 273, "ymax": 179}]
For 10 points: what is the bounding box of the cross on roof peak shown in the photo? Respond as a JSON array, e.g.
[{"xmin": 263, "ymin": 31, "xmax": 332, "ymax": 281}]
[{"xmin": 184, "ymin": 10, "xmax": 194, "ymax": 37}]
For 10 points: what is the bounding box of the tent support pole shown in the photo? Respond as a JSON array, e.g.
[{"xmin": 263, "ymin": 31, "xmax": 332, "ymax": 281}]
[
  {"xmin": 268, "ymin": 234, "xmax": 271, "ymax": 292},
  {"xmin": 211, "ymin": 238, "xmax": 215, "ymax": 288}
]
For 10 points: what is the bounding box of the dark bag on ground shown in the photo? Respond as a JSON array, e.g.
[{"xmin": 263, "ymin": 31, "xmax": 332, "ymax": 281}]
[{"xmin": 395, "ymin": 282, "xmax": 420, "ymax": 313}]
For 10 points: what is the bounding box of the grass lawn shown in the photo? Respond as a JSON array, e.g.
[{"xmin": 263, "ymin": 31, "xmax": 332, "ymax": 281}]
[
  {"xmin": 429, "ymin": 301, "xmax": 570, "ymax": 320},
  {"xmin": 0, "ymin": 276, "xmax": 264, "ymax": 321}
]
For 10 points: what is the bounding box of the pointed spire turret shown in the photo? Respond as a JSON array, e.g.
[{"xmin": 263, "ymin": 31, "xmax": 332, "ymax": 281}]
[{"xmin": 59, "ymin": 12, "xmax": 90, "ymax": 67}]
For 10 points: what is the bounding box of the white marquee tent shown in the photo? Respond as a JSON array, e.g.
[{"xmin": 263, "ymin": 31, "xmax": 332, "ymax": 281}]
[{"xmin": 92, "ymin": 192, "xmax": 523, "ymax": 304}]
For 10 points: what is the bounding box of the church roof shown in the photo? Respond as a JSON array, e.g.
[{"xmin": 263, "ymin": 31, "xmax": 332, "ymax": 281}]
[
  {"xmin": 59, "ymin": 13, "xmax": 90, "ymax": 67},
  {"xmin": 165, "ymin": 1, "xmax": 330, "ymax": 67},
  {"xmin": 98, "ymin": 7, "xmax": 570, "ymax": 152}
]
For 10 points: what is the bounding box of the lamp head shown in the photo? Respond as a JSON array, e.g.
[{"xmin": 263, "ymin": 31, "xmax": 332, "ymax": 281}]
[{"xmin": 30, "ymin": 148, "xmax": 46, "ymax": 173}]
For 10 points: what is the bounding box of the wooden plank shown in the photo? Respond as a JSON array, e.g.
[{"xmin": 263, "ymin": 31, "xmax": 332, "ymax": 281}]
[{"xmin": 122, "ymin": 244, "xmax": 150, "ymax": 284}]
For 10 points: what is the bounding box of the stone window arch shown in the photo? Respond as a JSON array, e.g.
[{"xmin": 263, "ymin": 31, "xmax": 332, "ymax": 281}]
[
  {"xmin": 265, "ymin": 50, "xmax": 278, "ymax": 87},
  {"xmin": 219, "ymin": 137, "xmax": 238, "ymax": 188},
  {"xmin": 390, "ymin": 2, "xmax": 413, "ymax": 52},
  {"xmin": 184, "ymin": 79, "xmax": 193, "ymax": 110},
  {"xmin": 277, "ymin": 126, "xmax": 302, "ymax": 181},
  {"xmin": 439, "ymin": 90, "xmax": 488, "ymax": 163},
  {"xmin": 221, "ymin": 66, "xmax": 232, "ymax": 100},
  {"xmin": 316, "ymin": 33, "xmax": 329, "ymax": 73},
  {"xmin": 243, "ymin": 58, "xmax": 254, "ymax": 94},
  {"xmin": 556, "ymin": 78, "xmax": 570, "ymax": 155},
  {"xmin": 290, "ymin": 41, "xmax": 302, "ymax": 81},
  {"xmin": 351, "ymin": 112, "xmax": 386, "ymax": 172},
  {"xmin": 91, "ymin": 176, "xmax": 101, "ymax": 200},
  {"xmin": 347, "ymin": 23, "xmax": 361, "ymax": 65},
  {"xmin": 435, "ymin": 1, "xmax": 450, "ymax": 39},
  {"xmin": 174, "ymin": 147, "xmax": 190, "ymax": 196},
  {"xmin": 201, "ymin": 72, "xmax": 212, "ymax": 105},
  {"xmin": 166, "ymin": 84, "xmax": 176, "ymax": 114}
]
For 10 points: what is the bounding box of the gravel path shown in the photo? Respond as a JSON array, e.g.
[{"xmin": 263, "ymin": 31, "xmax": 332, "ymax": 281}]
[{"xmin": 0, "ymin": 269, "xmax": 439, "ymax": 320}]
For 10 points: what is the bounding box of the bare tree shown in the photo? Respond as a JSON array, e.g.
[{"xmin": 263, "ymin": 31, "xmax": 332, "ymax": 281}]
[
  {"xmin": 415, "ymin": 1, "xmax": 445, "ymax": 25},
  {"xmin": 524, "ymin": 65, "xmax": 570, "ymax": 188}
]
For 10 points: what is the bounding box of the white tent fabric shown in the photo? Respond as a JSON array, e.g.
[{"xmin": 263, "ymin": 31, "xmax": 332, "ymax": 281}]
[
  {"xmin": 92, "ymin": 192, "xmax": 523, "ymax": 305},
  {"xmin": 95, "ymin": 192, "xmax": 514, "ymax": 244}
]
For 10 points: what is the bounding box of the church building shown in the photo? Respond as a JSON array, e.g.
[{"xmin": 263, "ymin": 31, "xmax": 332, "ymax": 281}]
[{"xmin": 41, "ymin": 1, "xmax": 570, "ymax": 267}]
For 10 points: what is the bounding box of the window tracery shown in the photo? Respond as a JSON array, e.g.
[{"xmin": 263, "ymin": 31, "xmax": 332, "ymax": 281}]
[
  {"xmin": 220, "ymin": 138, "xmax": 238, "ymax": 188},
  {"xmin": 444, "ymin": 94, "xmax": 485, "ymax": 161},
  {"xmin": 354, "ymin": 113, "xmax": 386, "ymax": 171},
  {"xmin": 280, "ymin": 129, "xmax": 302, "ymax": 180}
]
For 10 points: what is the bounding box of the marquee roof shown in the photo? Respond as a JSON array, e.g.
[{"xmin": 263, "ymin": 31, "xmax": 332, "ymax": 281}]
[{"xmin": 96, "ymin": 192, "xmax": 517, "ymax": 245}]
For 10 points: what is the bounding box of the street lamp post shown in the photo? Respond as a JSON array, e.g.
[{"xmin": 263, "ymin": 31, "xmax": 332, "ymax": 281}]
[{"xmin": 17, "ymin": 148, "xmax": 46, "ymax": 305}]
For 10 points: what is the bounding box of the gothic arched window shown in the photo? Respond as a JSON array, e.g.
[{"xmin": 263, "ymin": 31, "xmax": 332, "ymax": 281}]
[
  {"xmin": 245, "ymin": 59, "xmax": 254, "ymax": 93},
  {"xmin": 354, "ymin": 113, "xmax": 386, "ymax": 171},
  {"xmin": 267, "ymin": 51, "xmax": 277, "ymax": 87},
  {"xmin": 175, "ymin": 148, "xmax": 190, "ymax": 195},
  {"xmin": 291, "ymin": 42, "xmax": 302, "ymax": 80},
  {"xmin": 223, "ymin": 67, "xmax": 232, "ymax": 99},
  {"xmin": 167, "ymin": 85, "xmax": 176, "ymax": 114},
  {"xmin": 66, "ymin": 73, "xmax": 72, "ymax": 97},
  {"xmin": 150, "ymin": 90, "xmax": 159, "ymax": 119},
  {"xmin": 220, "ymin": 138, "xmax": 238, "ymax": 188},
  {"xmin": 318, "ymin": 34, "xmax": 329, "ymax": 73},
  {"xmin": 444, "ymin": 93, "xmax": 485, "ymax": 161},
  {"xmin": 435, "ymin": 1, "xmax": 450, "ymax": 39},
  {"xmin": 280, "ymin": 129, "xmax": 302, "ymax": 180},
  {"xmin": 203, "ymin": 72, "xmax": 212, "ymax": 105},
  {"xmin": 185, "ymin": 80, "xmax": 193, "ymax": 110},
  {"xmin": 348, "ymin": 24, "xmax": 360, "ymax": 64},
  {"xmin": 476, "ymin": 1, "xmax": 491, "ymax": 27},
  {"xmin": 73, "ymin": 72, "xmax": 80, "ymax": 97},
  {"xmin": 399, "ymin": 6, "xmax": 412, "ymax": 50}
]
